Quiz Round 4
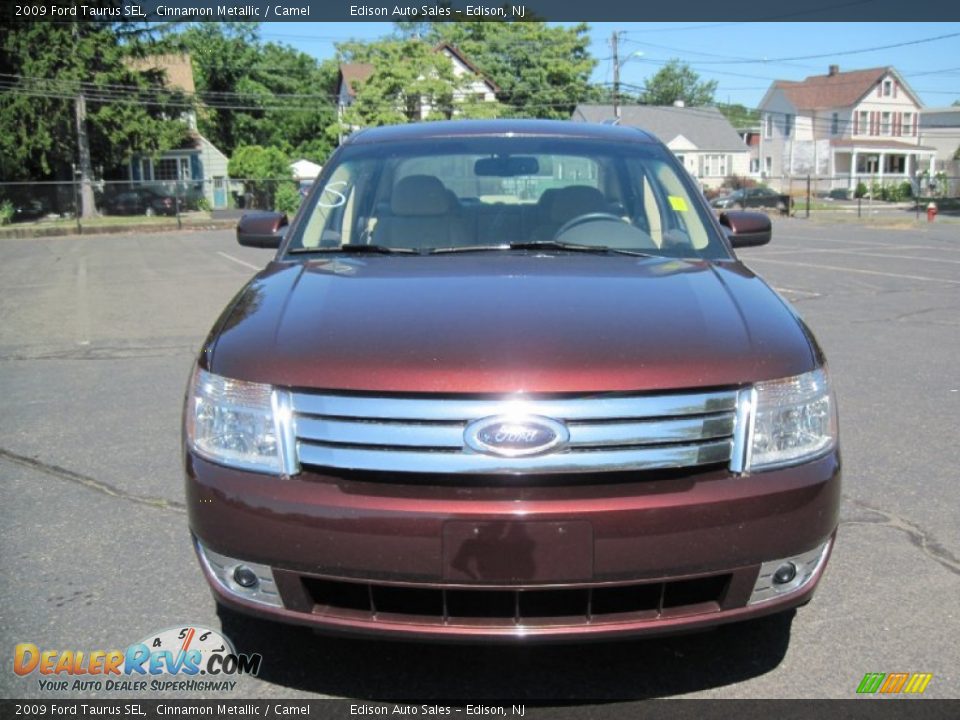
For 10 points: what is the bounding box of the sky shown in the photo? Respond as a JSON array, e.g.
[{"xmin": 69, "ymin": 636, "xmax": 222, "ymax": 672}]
[{"xmin": 256, "ymin": 21, "xmax": 960, "ymax": 110}]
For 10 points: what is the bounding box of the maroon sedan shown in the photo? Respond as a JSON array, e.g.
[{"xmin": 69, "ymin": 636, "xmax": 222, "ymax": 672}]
[{"xmin": 184, "ymin": 120, "xmax": 839, "ymax": 641}]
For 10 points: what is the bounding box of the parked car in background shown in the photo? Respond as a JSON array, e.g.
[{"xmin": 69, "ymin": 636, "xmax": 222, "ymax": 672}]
[
  {"xmin": 102, "ymin": 187, "xmax": 178, "ymax": 216},
  {"xmin": 186, "ymin": 120, "xmax": 839, "ymax": 643},
  {"xmin": 711, "ymin": 186, "xmax": 792, "ymax": 214}
]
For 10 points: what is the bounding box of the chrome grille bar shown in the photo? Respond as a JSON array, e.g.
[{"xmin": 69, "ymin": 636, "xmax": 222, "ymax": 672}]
[
  {"xmin": 297, "ymin": 439, "xmax": 733, "ymax": 475},
  {"xmin": 290, "ymin": 390, "xmax": 737, "ymax": 422}
]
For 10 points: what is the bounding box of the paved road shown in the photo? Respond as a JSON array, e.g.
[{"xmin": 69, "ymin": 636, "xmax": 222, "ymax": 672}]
[{"xmin": 1, "ymin": 220, "xmax": 957, "ymax": 701}]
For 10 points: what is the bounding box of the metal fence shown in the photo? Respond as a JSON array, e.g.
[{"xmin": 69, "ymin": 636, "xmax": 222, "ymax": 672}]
[
  {"xmin": 0, "ymin": 177, "xmax": 308, "ymax": 233},
  {"xmin": 2, "ymin": 173, "xmax": 958, "ymax": 233}
]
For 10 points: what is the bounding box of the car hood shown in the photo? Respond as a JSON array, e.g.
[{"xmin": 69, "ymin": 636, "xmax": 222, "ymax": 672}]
[{"xmin": 207, "ymin": 254, "xmax": 815, "ymax": 393}]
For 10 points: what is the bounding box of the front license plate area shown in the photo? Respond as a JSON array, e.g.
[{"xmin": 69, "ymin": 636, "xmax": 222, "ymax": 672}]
[{"xmin": 442, "ymin": 521, "xmax": 593, "ymax": 583}]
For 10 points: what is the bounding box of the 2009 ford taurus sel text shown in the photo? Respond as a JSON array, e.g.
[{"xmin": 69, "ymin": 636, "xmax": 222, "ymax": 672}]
[{"xmin": 183, "ymin": 120, "xmax": 840, "ymax": 641}]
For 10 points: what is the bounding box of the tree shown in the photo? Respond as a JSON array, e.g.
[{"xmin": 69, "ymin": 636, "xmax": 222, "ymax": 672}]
[
  {"xmin": 228, "ymin": 145, "xmax": 291, "ymax": 209},
  {"xmin": 0, "ymin": 14, "xmax": 189, "ymax": 217},
  {"xmin": 641, "ymin": 60, "xmax": 717, "ymax": 107},
  {"xmin": 180, "ymin": 23, "xmax": 338, "ymax": 161},
  {"xmin": 716, "ymin": 103, "xmax": 761, "ymax": 130},
  {"xmin": 427, "ymin": 22, "xmax": 596, "ymax": 120}
]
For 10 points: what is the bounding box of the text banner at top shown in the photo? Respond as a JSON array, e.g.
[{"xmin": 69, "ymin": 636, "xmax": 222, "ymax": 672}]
[{"xmin": 7, "ymin": 0, "xmax": 960, "ymax": 22}]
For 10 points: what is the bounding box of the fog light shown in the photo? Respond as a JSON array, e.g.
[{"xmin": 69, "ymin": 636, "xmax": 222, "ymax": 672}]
[
  {"xmin": 233, "ymin": 565, "xmax": 259, "ymax": 588},
  {"xmin": 772, "ymin": 562, "xmax": 797, "ymax": 585},
  {"xmin": 193, "ymin": 538, "xmax": 283, "ymax": 608},
  {"xmin": 748, "ymin": 539, "xmax": 832, "ymax": 605}
]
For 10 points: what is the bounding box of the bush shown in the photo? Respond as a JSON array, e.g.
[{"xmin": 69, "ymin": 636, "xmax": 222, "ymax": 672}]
[
  {"xmin": 723, "ymin": 175, "xmax": 758, "ymax": 191},
  {"xmin": 274, "ymin": 182, "xmax": 301, "ymax": 215},
  {"xmin": 196, "ymin": 196, "xmax": 212, "ymax": 212},
  {"xmin": 854, "ymin": 182, "xmax": 868, "ymax": 199},
  {"xmin": 0, "ymin": 200, "xmax": 13, "ymax": 226}
]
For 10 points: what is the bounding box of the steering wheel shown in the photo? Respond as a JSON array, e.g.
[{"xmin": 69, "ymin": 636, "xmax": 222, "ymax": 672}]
[{"xmin": 553, "ymin": 212, "xmax": 627, "ymax": 240}]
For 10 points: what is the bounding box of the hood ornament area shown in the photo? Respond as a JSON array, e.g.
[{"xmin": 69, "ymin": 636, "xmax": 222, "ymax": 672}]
[{"xmin": 464, "ymin": 415, "xmax": 570, "ymax": 458}]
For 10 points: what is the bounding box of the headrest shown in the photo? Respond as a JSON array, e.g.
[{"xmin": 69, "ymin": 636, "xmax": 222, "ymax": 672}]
[
  {"xmin": 391, "ymin": 175, "xmax": 451, "ymax": 216},
  {"xmin": 550, "ymin": 185, "xmax": 607, "ymax": 223}
]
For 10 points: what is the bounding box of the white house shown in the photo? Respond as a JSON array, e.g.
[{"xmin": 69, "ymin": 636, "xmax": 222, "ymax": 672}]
[
  {"xmin": 571, "ymin": 104, "xmax": 751, "ymax": 189},
  {"xmin": 757, "ymin": 65, "xmax": 937, "ymax": 193},
  {"xmin": 290, "ymin": 159, "xmax": 323, "ymax": 181},
  {"xmin": 336, "ymin": 42, "xmax": 498, "ymax": 125}
]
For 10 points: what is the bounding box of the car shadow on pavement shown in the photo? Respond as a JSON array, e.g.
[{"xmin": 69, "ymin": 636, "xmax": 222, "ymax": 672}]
[{"xmin": 219, "ymin": 606, "xmax": 795, "ymax": 700}]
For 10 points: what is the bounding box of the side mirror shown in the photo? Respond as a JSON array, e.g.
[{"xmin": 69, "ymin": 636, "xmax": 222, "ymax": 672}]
[
  {"xmin": 719, "ymin": 210, "xmax": 771, "ymax": 248},
  {"xmin": 236, "ymin": 211, "xmax": 288, "ymax": 248}
]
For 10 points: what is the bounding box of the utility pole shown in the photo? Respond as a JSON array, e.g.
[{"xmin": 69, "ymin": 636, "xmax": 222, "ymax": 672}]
[
  {"xmin": 72, "ymin": 24, "xmax": 95, "ymax": 219},
  {"xmin": 612, "ymin": 31, "xmax": 621, "ymax": 120},
  {"xmin": 74, "ymin": 92, "xmax": 96, "ymax": 219}
]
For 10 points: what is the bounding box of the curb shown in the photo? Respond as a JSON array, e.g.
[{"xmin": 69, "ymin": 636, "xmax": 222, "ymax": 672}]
[{"xmin": 0, "ymin": 219, "xmax": 237, "ymax": 240}]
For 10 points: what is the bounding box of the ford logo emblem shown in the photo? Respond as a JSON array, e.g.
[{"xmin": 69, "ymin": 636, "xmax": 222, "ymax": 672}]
[{"xmin": 464, "ymin": 415, "xmax": 569, "ymax": 458}]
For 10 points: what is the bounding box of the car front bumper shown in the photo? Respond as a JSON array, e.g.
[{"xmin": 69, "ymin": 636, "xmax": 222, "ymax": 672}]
[{"xmin": 186, "ymin": 451, "xmax": 840, "ymax": 641}]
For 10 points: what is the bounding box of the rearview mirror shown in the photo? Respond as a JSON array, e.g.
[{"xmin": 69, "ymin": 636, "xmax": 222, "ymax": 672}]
[
  {"xmin": 719, "ymin": 211, "xmax": 771, "ymax": 248},
  {"xmin": 474, "ymin": 156, "xmax": 540, "ymax": 177},
  {"xmin": 236, "ymin": 211, "xmax": 288, "ymax": 248}
]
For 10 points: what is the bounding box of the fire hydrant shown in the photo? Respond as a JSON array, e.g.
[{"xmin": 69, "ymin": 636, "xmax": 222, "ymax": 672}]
[{"xmin": 927, "ymin": 202, "xmax": 938, "ymax": 223}]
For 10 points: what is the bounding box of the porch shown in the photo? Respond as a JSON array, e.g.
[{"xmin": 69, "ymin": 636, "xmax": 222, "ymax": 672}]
[{"xmin": 829, "ymin": 140, "xmax": 937, "ymax": 193}]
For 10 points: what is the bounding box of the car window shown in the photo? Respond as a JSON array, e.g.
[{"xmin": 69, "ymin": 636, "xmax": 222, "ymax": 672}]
[{"xmin": 290, "ymin": 137, "xmax": 729, "ymax": 260}]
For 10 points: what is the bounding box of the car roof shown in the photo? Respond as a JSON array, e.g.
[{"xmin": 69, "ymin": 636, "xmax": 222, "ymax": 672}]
[{"xmin": 343, "ymin": 119, "xmax": 659, "ymax": 146}]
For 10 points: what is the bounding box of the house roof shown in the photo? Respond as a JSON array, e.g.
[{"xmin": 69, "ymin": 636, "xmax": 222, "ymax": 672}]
[
  {"xmin": 433, "ymin": 42, "xmax": 500, "ymax": 93},
  {"xmin": 919, "ymin": 108, "xmax": 960, "ymax": 128},
  {"xmin": 829, "ymin": 138, "xmax": 936, "ymax": 151},
  {"xmin": 126, "ymin": 54, "xmax": 196, "ymax": 94},
  {"xmin": 571, "ymin": 104, "xmax": 748, "ymax": 153},
  {"xmin": 338, "ymin": 63, "xmax": 375, "ymax": 97},
  {"xmin": 768, "ymin": 66, "xmax": 921, "ymax": 110},
  {"xmin": 338, "ymin": 43, "xmax": 498, "ymax": 97}
]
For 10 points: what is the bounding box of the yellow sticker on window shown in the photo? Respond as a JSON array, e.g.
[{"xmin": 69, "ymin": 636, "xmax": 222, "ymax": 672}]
[{"xmin": 668, "ymin": 196, "xmax": 689, "ymax": 212}]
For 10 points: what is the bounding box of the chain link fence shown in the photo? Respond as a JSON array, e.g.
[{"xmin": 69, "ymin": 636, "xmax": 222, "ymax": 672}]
[
  {"xmin": 0, "ymin": 177, "xmax": 312, "ymax": 234},
  {"xmin": 704, "ymin": 171, "xmax": 960, "ymax": 220}
]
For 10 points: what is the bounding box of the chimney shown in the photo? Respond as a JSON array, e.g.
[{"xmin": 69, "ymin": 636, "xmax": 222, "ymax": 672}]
[
  {"xmin": 828, "ymin": 65, "xmax": 839, "ymax": 77},
  {"xmin": 673, "ymin": 99, "xmax": 685, "ymax": 107}
]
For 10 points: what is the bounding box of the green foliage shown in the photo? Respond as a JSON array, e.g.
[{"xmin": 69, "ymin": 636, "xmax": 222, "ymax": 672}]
[
  {"xmin": 0, "ymin": 200, "xmax": 14, "ymax": 226},
  {"xmin": 0, "ymin": 17, "xmax": 190, "ymax": 183},
  {"xmin": 641, "ymin": 60, "xmax": 718, "ymax": 107},
  {"xmin": 335, "ymin": 39, "xmax": 460, "ymax": 134},
  {"xmin": 196, "ymin": 196, "xmax": 212, "ymax": 212},
  {"xmin": 180, "ymin": 23, "xmax": 338, "ymax": 160},
  {"xmin": 427, "ymin": 22, "xmax": 596, "ymax": 120},
  {"xmin": 716, "ymin": 103, "xmax": 761, "ymax": 129},
  {"xmin": 855, "ymin": 182, "xmax": 868, "ymax": 199},
  {"xmin": 228, "ymin": 145, "xmax": 291, "ymax": 209},
  {"xmin": 274, "ymin": 182, "xmax": 301, "ymax": 215}
]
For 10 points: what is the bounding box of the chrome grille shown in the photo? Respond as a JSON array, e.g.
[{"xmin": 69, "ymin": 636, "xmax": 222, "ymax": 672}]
[{"xmin": 289, "ymin": 389, "xmax": 742, "ymax": 475}]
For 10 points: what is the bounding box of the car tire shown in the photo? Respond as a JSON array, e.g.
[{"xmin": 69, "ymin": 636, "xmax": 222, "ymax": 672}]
[{"xmin": 776, "ymin": 201, "xmax": 787, "ymax": 215}]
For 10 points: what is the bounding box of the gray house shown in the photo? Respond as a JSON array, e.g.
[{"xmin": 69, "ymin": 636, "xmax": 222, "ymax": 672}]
[
  {"xmin": 124, "ymin": 54, "xmax": 231, "ymax": 209},
  {"xmin": 572, "ymin": 104, "xmax": 750, "ymax": 188}
]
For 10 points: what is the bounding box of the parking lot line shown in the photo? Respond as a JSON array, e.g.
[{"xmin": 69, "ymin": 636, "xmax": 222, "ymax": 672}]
[
  {"xmin": 216, "ymin": 251, "xmax": 261, "ymax": 271},
  {"xmin": 747, "ymin": 257, "xmax": 960, "ymax": 285},
  {"xmin": 754, "ymin": 248, "xmax": 960, "ymax": 265}
]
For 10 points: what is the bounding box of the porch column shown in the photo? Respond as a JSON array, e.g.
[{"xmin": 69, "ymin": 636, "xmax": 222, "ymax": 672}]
[
  {"xmin": 851, "ymin": 151, "xmax": 858, "ymax": 191},
  {"xmin": 878, "ymin": 152, "xmax": 886, "ymax": 183},
  {"xmin": 929, "ymin": 155, "xmax": 935, "ymax": 174}
]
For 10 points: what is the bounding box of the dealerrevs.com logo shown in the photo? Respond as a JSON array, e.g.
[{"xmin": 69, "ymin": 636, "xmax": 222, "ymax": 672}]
[{"xmin": 13, "ymin": 625, "xmax": 261, "ymax": 692}]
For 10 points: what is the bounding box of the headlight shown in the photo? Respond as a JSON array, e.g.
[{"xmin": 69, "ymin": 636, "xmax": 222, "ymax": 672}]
[
  {"xmin": 185, "ymin": 367, "xmax": 296, "ymax": 475},
  {"xmin": 738, "ymin": 367, "xmax": 837, "ymax": 471}
]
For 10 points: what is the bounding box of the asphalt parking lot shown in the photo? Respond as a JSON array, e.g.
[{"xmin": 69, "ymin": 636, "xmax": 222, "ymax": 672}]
[{"xmin": 1, "ymin": 218, "xmax": 957, "ymax": 701}]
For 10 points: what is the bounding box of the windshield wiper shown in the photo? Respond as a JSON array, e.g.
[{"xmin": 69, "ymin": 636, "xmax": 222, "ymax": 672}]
[
  {"xmin": 288, "ymin": 244, "xmax": 419, "ymax": 255},
  {"xmin": 508, "ymin": 241, "xmax": 654, "ymax": 257}
]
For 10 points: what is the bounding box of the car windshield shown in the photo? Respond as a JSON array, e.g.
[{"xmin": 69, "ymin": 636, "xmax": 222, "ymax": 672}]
[{"xmin": 287, "ymin": 135, "xmax": 729, "ymax": 260}]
